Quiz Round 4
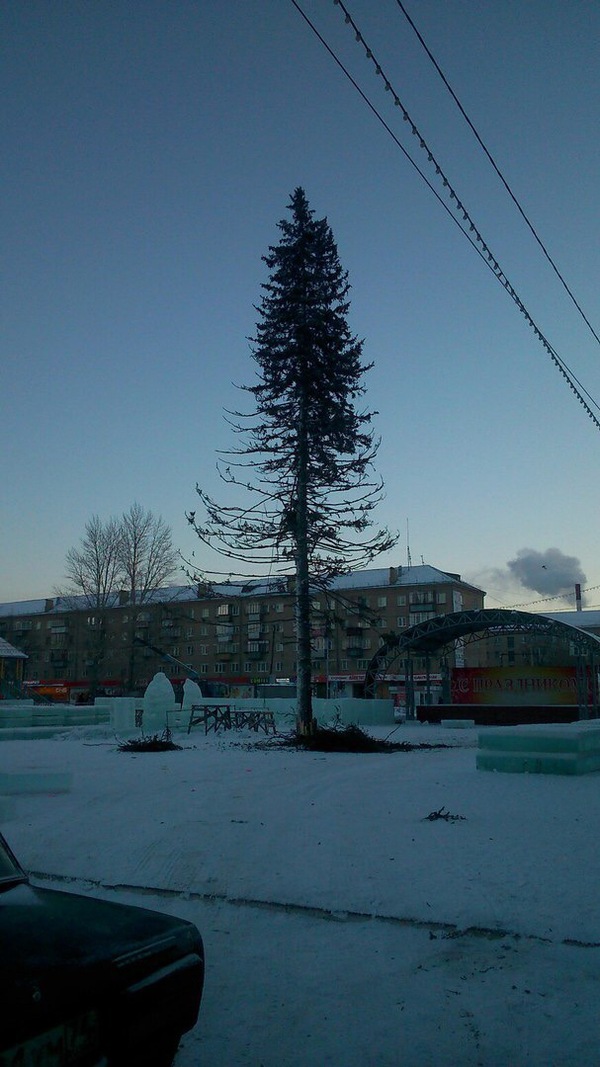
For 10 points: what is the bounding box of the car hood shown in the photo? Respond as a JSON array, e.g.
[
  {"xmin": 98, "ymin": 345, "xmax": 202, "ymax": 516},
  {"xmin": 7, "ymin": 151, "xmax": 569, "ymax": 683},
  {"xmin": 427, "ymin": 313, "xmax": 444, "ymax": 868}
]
[{"xmin": 0, "ymin": 880, "xmax": 203, "ymax": 1039}]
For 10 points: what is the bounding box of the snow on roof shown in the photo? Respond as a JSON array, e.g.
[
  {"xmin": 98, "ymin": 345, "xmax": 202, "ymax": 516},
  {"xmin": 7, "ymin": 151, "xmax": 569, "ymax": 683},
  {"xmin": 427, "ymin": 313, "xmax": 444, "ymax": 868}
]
[
  {"xmin": 0, "ymin": 599, "xmax": 48, "ymax": 617},
  {"xmin": 332, "ymin": 564, "xmax": 474, "ymax": 590},
  {"xmin": 547, "ymin": 610, "xmax": 600, "ymax": 630},
  {"xmin": 0, "ymin": 565, "xmax": 484, "ymax": 618},
  {"xmin": 0, "ymin": 637, "xmax": 27, "ymax": 659}
]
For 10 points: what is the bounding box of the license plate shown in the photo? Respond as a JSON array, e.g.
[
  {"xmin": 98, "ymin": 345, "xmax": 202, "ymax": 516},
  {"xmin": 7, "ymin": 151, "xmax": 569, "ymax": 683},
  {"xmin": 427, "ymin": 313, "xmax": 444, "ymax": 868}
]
[{"xmin": 0, "ymin": 1009, "xmax": 102, "ymax": 1066}]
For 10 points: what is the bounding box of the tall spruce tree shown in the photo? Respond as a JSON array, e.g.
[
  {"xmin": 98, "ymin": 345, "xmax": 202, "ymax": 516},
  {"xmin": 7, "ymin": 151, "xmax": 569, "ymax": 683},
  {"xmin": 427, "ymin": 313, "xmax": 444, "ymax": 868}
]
[{"xmin": 188, "ymin": 188, "xmax": 395, "ymax": 731}]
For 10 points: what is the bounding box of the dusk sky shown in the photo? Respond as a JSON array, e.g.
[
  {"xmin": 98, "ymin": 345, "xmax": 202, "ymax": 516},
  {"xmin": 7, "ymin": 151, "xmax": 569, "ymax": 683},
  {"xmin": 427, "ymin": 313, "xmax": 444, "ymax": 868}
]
[{"xmin": 3, "ymin": 1, "xmax": 600, "ymax": 610}]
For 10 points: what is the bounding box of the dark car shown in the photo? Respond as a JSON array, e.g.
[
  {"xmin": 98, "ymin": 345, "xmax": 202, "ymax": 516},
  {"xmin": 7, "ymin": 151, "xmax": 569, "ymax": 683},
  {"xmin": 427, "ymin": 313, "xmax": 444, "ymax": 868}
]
[{"xmin": 0, "ymin": 832, "xmax": 204, "ymax": 1066}]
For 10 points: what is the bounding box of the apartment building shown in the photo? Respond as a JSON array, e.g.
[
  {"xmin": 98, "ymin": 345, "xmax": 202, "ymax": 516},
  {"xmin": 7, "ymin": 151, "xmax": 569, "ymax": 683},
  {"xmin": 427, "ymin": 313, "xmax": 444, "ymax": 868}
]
[
  {"xmin": 0, "ymin": 564, "xmax": 485, "ymax": 701},
  {"xmin": 476, "ymin": 609, "xmax": 600, "ymax": 670}
]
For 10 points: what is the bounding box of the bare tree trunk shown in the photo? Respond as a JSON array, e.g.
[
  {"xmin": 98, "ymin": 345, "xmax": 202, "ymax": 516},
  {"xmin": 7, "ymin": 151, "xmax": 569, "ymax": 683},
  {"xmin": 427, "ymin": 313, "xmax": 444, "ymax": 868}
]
[
  {"xmin": 295, "ymin": 383, "xmax": 314, "ymax": 734},
  {"xmin": 126, "ymin": 617, "xmax": 137, "ymax": 693},
  {"xmin": 87, "ymin": 618, "xmax": 107, "ymax": 702}
]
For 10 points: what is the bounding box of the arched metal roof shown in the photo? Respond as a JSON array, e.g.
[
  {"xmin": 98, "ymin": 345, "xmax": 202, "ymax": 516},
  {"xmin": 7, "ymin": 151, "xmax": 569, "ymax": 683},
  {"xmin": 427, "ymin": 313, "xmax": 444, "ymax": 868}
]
[{"xmin": 364, "ymin": 608, "xmax": 600, "ymax": 696}]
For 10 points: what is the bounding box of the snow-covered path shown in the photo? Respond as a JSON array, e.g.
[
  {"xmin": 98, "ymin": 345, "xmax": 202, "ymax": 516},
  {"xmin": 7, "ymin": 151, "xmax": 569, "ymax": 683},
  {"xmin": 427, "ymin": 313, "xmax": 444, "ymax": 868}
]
[{"xmin": 2, "ymin": 725, "xmax": 600, "ymax": 1064}]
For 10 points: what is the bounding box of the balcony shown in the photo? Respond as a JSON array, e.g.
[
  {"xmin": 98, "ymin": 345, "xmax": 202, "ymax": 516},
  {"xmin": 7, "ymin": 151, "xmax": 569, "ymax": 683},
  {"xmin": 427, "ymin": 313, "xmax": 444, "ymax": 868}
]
[{"xmin": 216, "ymin": 625, "xmax": 235, "ymax": 642}]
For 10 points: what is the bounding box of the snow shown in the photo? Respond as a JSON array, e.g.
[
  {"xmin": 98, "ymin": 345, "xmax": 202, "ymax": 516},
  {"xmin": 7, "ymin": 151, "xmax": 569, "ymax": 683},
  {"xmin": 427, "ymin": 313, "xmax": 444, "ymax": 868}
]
[{"xmin": 2, "ymin": 723, "xmax": 600, "ymax": 1066}]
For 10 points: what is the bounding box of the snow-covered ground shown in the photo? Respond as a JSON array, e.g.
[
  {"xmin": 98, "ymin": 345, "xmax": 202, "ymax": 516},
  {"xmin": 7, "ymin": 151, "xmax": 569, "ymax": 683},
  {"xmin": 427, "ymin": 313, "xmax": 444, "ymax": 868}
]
[{"xmin": 2, "ymin": 723, "xmax": 599, "ymax": 1066}]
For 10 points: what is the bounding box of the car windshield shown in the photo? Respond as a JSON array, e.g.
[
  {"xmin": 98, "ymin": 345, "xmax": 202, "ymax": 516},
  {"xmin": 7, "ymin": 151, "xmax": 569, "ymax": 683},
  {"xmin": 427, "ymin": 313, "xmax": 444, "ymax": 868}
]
[{"xmin": 0, "ymin": 835, "xmax": 26, "ymax": 886}]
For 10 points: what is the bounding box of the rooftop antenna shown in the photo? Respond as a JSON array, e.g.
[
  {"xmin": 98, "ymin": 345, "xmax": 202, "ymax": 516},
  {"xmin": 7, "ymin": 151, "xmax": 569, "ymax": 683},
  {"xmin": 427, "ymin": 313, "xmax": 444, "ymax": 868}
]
[{"xmin": 406, "ymin": 519, "xmax": 412, "ymax": 568}]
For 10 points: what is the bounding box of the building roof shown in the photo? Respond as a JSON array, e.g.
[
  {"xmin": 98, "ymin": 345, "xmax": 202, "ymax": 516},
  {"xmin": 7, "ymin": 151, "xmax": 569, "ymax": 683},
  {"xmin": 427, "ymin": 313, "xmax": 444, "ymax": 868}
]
[
  {"xmin": 547, "ymin": 610, "xmax": 600, "ymax": 630},
  {"xmin": 0, "ymin": 564, "xmax": 484, "ymax": 619},
  {"xmin": 0, "ymin": 599, "xmax": 48, "ymax": 617},
  {"xmin": 332, "ymin": 564, "xmax": 475, "ymax": 591},
  {"xmin": 0, "ymin": 637, "xmax": 27, "ymax": 659}
]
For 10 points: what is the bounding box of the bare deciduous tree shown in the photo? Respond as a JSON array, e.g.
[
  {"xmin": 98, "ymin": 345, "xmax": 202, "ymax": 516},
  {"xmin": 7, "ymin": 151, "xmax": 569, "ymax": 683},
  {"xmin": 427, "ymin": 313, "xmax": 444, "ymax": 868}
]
[
  {"xmin": 120, "ymin": 503, "xmax": 179, "ymax": 604},
  {"xmin": 62, "ymin": 515, "xmax": 123, "ymax": 697},
  {"xmin": 119, "ymin": 503, "xmax": 179, "ymax": 691},
  {"xmin": 62, "ymin": 506, "xmax": 179, "ymax": 695}
]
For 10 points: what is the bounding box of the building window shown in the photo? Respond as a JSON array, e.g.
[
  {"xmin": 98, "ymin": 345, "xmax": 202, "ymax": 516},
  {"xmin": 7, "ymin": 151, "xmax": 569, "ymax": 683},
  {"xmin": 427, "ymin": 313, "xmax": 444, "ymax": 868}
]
[
  {"xmin": 199, "ymin": 644, "xmax": 208, "ymax": 655},
  {"xmin": 275, "ymin": 603, "xmax": 284, "ymax": 613},
  {"xmin": 437, "ymin": 591, "xmax": 447, "ymax": 605},
  {"xmin": 410, "ymin": 591, "xmax": 434, "ymax": 605},
  {"xmin": 217, "ymin": 604, "xmax": 230, "ymax": 617},
  {"xmin": 186, "ymin": 645, "xmax": 194, "ymax": 656},
  {"xmin": 396, "ymin": 595, "xmax": 406, "ymax": 606},
  {"xmin": 274, "ymin": 661, "xmax": 284, "ymax": 672},
  {"xmin": 214, "ymin": 663, "xmax": 227, "ymax": 674},
  {"xmin": 201, "ymin": 608, "xmax": 210, "ymax": 619},
  {"xmin": 409, "ymin": 611, "xmax": 436, "ymax": 626},
  {"xmin": 377, "ymin": 596, "xmax": 387, "ymax": 608},
  {"xmin": 340, "ymin": 659, "xmax": 348, "ymax": 670},
  {"xmin": 397, "ymin": 616, "xmax": 406, "ymax": 628}
]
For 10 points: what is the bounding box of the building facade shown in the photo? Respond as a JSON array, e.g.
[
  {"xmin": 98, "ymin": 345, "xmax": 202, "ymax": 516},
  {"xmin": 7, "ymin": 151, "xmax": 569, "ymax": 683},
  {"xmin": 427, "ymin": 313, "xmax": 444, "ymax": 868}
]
[{"xmin": 0, "ymin": 564, "xmax": 485, "ymax": 701}]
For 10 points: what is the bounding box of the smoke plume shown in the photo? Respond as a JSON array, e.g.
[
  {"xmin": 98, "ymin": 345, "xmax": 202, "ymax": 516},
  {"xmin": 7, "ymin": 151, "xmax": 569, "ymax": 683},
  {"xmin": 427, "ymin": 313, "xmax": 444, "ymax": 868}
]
[{"xmin": 507, "ymin": 548, "xmax": 587, "ymax": 601}]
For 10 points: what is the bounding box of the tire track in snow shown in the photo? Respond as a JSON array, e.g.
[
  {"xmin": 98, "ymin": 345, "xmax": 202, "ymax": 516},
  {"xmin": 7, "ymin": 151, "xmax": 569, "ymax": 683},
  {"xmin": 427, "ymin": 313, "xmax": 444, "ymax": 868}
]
[{"xmin": 28, "ymin": 868, "xmax": 600, "ymax": 948}]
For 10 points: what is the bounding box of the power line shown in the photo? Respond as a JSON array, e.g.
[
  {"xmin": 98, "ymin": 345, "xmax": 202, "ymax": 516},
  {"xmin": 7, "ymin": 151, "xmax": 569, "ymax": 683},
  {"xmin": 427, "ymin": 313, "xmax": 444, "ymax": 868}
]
[
  {"xmin": 393, "ymin": 0, "xmax": 600, "ymax": 352},
  {"xmin": 329, "ymin": 0, "xmax": 600, "ymax": 424},
  {"xmin": 289, "ymin": 0, "xmax": 600, "ymax": 431},
  {"xmin": 489, "ymin": 584, "xmax": 600, "ymax": 611}
]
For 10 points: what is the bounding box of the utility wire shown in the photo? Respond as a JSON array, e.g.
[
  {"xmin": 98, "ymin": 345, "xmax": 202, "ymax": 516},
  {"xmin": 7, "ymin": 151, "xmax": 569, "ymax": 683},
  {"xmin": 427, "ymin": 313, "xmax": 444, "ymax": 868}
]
[
  {"xmin": 329, "ymin": 0, "xmax": 600, "ymax": 424},
  {"xmin": 393, "ymin": 0, "xmax": 600, "ymax": 352},
  {"xmin": 289, "ymin": 0, "xmax": 600, "ymax": 430},
  {"xmin": 506, "ymin": 584, "xmax": 600, "ymax": 610}
]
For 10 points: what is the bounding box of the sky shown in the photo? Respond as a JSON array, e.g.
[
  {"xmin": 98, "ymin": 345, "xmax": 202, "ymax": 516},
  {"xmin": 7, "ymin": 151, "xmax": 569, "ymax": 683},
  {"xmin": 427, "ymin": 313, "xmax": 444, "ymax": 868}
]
[
  {"xmin": 3, "ymin": 0, "xmax": 600, "ymax": 610},
  {"xmin": 5, "ymin": 722, "xmax": 600, "ymax": 1064}
]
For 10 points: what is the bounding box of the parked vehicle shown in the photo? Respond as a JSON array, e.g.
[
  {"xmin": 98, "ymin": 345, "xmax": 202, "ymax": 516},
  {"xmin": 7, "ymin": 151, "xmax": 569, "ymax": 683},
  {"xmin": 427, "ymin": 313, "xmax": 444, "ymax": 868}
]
[{"xmin": 0, "ymin": 832, "xmax": 204, "ymax": 1066}]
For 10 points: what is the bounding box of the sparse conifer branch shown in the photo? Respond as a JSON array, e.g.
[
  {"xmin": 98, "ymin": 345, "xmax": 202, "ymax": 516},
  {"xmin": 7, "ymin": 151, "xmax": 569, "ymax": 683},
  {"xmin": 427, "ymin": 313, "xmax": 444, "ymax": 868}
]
[{"xmin": 187, "ymin": 188, "xmax": 397, "ymax": 730}]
